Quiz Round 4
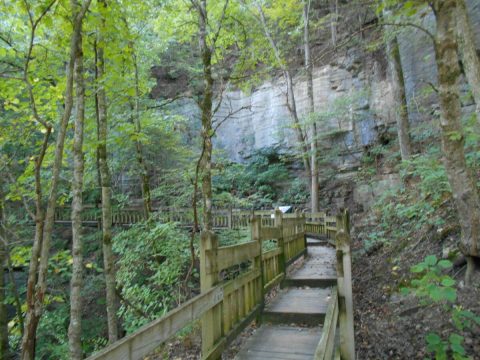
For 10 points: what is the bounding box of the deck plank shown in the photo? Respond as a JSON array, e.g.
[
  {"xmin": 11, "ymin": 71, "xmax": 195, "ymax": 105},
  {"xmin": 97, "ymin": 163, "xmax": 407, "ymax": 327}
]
[
  {"xmin": 288, "ymin": 246, "xmax": 337, "ymax": 280},
  {"xmin": 265, "ymin": 287, "xmax": 331, "ymax": 314},
  {"xmin": 235, "ymin": 325, "xmax": 322, "ymax": 359}
]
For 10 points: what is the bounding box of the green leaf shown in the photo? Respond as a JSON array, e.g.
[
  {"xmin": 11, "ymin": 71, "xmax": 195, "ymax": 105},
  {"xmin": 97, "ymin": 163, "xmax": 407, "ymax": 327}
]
[
  {"xmin": 429, "ymin": 287, "xmax": 443, "ymax": 302},
  {"xmin": 442, "ymin": 287, "xmax": 457, "ymax": 302},
  {"xmin": 426, "ymin": 333, "xmax": 441, "ymax": 345},
  {"xmin": 448, "ymin": 333, "xmax": 464, "ymax": 345},
  {"xmin": 437, "ymin": 260, "xmax": 453, "ymax": 269},
  {"xmin": 400, "ymin": 287, "xmax": 410, "ymax": 295},
  {"xmin": 450, "ymin": 343, "xmax": 466, "ymax": 355},
  {"xmin": 424, "ymin": 255, "xmax": 437, "ymax": 266},
  {"xmin": 441, "ymin": 277, "xmax": 455, "ymax": 287},
  {"xmin": 411, "ymin": 263, "xmax": 426, "ymax": 273}
]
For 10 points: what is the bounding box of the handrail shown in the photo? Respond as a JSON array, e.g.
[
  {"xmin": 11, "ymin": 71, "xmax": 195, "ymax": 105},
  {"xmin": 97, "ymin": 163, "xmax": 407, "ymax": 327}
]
[
  {"xmin": 314, "ymin": 287, "xmax": 339, "ymax": 360},
  {"xmin": 314, "ymin": 209, "xmax": 355, "ymax": 360},
  {"xmin": 86, "ymin": 286, "xmax": 224, "ymax": 360}
]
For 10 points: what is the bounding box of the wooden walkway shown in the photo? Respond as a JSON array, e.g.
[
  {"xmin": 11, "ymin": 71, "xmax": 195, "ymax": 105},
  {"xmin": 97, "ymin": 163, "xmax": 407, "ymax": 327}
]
[{"xmin": 235, "ymin": 240, "xmax": 337, "ymax": 359}]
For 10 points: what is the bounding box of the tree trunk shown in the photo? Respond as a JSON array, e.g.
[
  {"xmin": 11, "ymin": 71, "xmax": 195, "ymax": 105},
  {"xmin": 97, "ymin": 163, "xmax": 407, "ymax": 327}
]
[
  {"xmin": 0, "ymin": 193, "xmax": 9, "ymax": 360},
  {"xmin": 199, "ymin": 0, "xmax": 214, "ymax": 231},
  {"xmin": 457, "ymin": 0, "xmax": 480, "ymax": 121},
  {"xmin": 131, "ymin": 53, "xmax": 152, "ymax": 218},
  {"xmin": 21, "ymin": 2, "xmax": 91, "ymax": 358},
  {"xmin": 68, "ymin": 28, "xmax": 86, "ymax": 359},
  {"xmin": 256, "ymin": 3, "xmax": 311, "ymax": 178},
  {"xmin": 432, "ymin": 0, "xmax": 480, "ymax": 285},
  {"xmin": 386, "ymin": 35, "xmax": 412, "ymax": 160},
  {"xmin": 329, "ymin": 0, "xmax": 338, "ymax": 48},
  {"xmin": 303, "ymin": 0, "xmax": 318, "ymax": 212},
  {"xmin": 95, "ymin": 0, "xmax": 118, "ymax": 343}
]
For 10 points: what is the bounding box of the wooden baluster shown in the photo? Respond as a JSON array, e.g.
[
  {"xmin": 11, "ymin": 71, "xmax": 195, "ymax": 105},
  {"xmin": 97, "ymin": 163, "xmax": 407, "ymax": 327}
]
[
  {"xmin": 251, "ymin": 215, "xmax": 264, "ymax": 316},
  {"xmin": 228, "ymin": 207, "xmax": 233, "ymax": 229},
  {"xmin": 335, "ymin": 209, "xmax": 355, "ymax": 360},
  {"xmin": 274, "ymin": 209, "xmax": 285, "ymax": 276},
  {"xmin": 324, "ymin": 213, "xmax": 328, "ymax": 238}
]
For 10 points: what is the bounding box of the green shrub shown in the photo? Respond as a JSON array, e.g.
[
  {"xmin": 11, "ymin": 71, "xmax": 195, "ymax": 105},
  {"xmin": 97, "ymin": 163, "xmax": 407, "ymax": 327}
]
[{"xmin": 114, "ymin": 221, "xmax": 191, "ymax": 333}]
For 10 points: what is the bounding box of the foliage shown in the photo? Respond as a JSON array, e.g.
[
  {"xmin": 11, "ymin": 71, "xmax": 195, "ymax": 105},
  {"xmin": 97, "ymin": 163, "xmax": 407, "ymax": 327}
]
[
  {"xmin": 213, "ymin": 146, "xmax": 306, "ymax": 208},
  {"xmin": 217, "ymin": 228, "xmax": 251, "ymax": 247},
  {"xmin": 402, "ymin": 255, "xmax": 456, "ymax": 303},
  {"xmin": 113, "ymin": 221, "xmax": 191, "ymax": 333},
  {"xmin": 402, "ymin": 255, "xmax": 480, "ymax": 360}
]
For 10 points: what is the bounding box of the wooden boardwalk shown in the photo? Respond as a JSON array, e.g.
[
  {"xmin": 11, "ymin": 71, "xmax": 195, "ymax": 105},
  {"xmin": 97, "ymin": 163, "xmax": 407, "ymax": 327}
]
[
  {"xmin": 86, "ymin": 210, "xmax": 355, "ymax": 360},
  {"xmin": 235, "ymin": 240, "xmax": 337, "ymax": 359}
]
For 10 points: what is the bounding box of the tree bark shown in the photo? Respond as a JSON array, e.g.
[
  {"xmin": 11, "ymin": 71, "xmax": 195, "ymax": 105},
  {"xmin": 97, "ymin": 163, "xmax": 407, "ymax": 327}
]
[
  {"xmin": 432, "ymin": 0, "xmax": 480, "ymax": 285},
  {"xmin": 457, "ymin": 0, "xmax": 480, "ymax": 122},
  {"xmin": 303, "ymin": 0, "xmax": 318, "ymax": 212},
  {"xmin": 21, "ymin": 1, "xmax": 91, "ymax": 359},
  {"xmin": 256, "ymin": 3, "xmax": 311, "ymax": 178},
  {"xmin": 329, "ymin": 0, "xmax": 338, "ymax": 48},
  {"xmin": 131, "ymin": 52, "xmax": 152, "ymax": 218},
  {"xmin": 386, "ymin": 34, "xmax": 412, "ymax": 160},
  {"xmin": 95, "ymin": 0, "xmax": 119, "ymax": 343},
  {"xmin": 0, "ymin": 193, "xmax": 8, "ymax": 360},
  {"xmin": 68, "ymin": 27, "xmax": 86, "ymax": 359},
  {"xmin": 198, "ymin": 0, "xmax": 214, "ymax": 231}
]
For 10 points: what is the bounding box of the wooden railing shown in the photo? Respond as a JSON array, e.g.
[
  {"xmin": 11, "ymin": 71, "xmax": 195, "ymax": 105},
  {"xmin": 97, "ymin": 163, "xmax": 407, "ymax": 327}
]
[
  {"xmin": 86, "ymin": 210, "xmax": 308, "ymax": 360},
  {"xmin": 304, "ymin": 212, "xmax": 337, "ymax": 240},
  {"xmin": 53, "ymin": 205, "xmax": 329, "ymax": 232},
  {"xmin": 314, "ymin": 209, "xmax": 355, "ymax": 360}
]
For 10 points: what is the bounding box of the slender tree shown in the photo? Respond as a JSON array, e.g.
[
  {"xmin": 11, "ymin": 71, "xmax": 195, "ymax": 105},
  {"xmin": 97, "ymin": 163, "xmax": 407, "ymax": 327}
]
[
  {"xmin": 68, "ymin": 22, "xmax": 86, "ymax": 359},
  {"xmin": 21, "ymin": 1, "xmax": 92, "ymax": 358},
  {"xmin": 456, "ymin": 0, "xmax": 480, "ymax": 121},
  {"xmin": 95, "ymin": 0, "xmax": 119, "ymax": 343},
  {"xmin": 0, "ymin": 189, "xmax": 8, "ymax": 360},
  {"xmin": 329, "ymin": 0, "xmax": 338, "ymax": 48},
  {"xmin": 131, "ymin": 51, "xmax": 153, "ymax": 217},
  {"xmin": 254, "ymin": 2, "xmax": 312, "ymax": 181},
  {"xmin": 194, "ymin": 0, "xmax": 216, "ymax": 231},
  {"xmin": 383, "ymin": 5, "xmax": 412, "ymax": 161},
  {"xmin": 431, "ymin": 0, "xmax": 480, "ymax": 284},
  {"xmin": 21, "ymin": 2, "xmax": 56, "ymax": 358},
  {"xmin": 302, "ymin": 0, "xmax": 319, "ymax": 212}
]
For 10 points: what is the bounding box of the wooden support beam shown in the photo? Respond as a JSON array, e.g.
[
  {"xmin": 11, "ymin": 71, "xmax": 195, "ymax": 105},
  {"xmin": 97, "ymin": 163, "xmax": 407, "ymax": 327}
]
[
  {"xmin": 200, "ymin": 231, "xmax": 221, "ymax": 357},
  {"xmin": 274, "ymin": 209, "xmax": 286, "ymax": 274},
  {"xmin": 335, "ymin": 210, "xmax": 355, "ymax": 360}
]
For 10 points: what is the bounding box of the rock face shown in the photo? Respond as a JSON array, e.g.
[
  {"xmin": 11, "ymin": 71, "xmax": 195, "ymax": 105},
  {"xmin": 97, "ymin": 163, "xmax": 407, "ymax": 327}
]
[
  {"xmin": 214, "ymin": 51, "xmax": 393, "ymax": 166},
  {"xmin": 213, "ymin": 2, "xmax": 480, "ymax": 211}
]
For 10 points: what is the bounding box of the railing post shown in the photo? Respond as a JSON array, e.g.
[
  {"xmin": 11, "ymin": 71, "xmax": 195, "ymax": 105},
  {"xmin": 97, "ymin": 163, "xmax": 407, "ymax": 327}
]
[
  {"xmin": 297, "ymin": 210, "xmax": 307, "ymax": 252},
  {"xmin": 324, "ymin": 213, "xmax": 328, "ymax": 238},
  {"xmin": 251, "ymin": 215, "xmax": 264, "ymax": 315},
  {"xmin": 200, "ymin": 231, "xmax": 220, "ymax": 358},
  {"xmin": 228, "ymin": 207, "xmax": 233, "ymax": 229},
  {"xmin": 274, "ymin": 209, "xmax": 285, "ymax": 275},
  {"xmin": 335, "ymin": 209, "xmax": 355, "ymax": 360}
]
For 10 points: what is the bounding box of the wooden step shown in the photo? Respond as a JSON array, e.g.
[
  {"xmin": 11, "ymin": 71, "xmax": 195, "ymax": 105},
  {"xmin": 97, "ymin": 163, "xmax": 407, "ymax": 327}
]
[
  {"xmin": 235, "ymin": 325, "xmax": 322, "ymax": 359},
  {"xmin": 284, "ymin": 246, "xmax": 337, "ymax": 288},
  {"xmin": 262, "ymin": 287, "xmax": 332, "ymax": 326},
  {"xmin": 306, "ymin": 237, "xmax": 329, "ymax": 247}
]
